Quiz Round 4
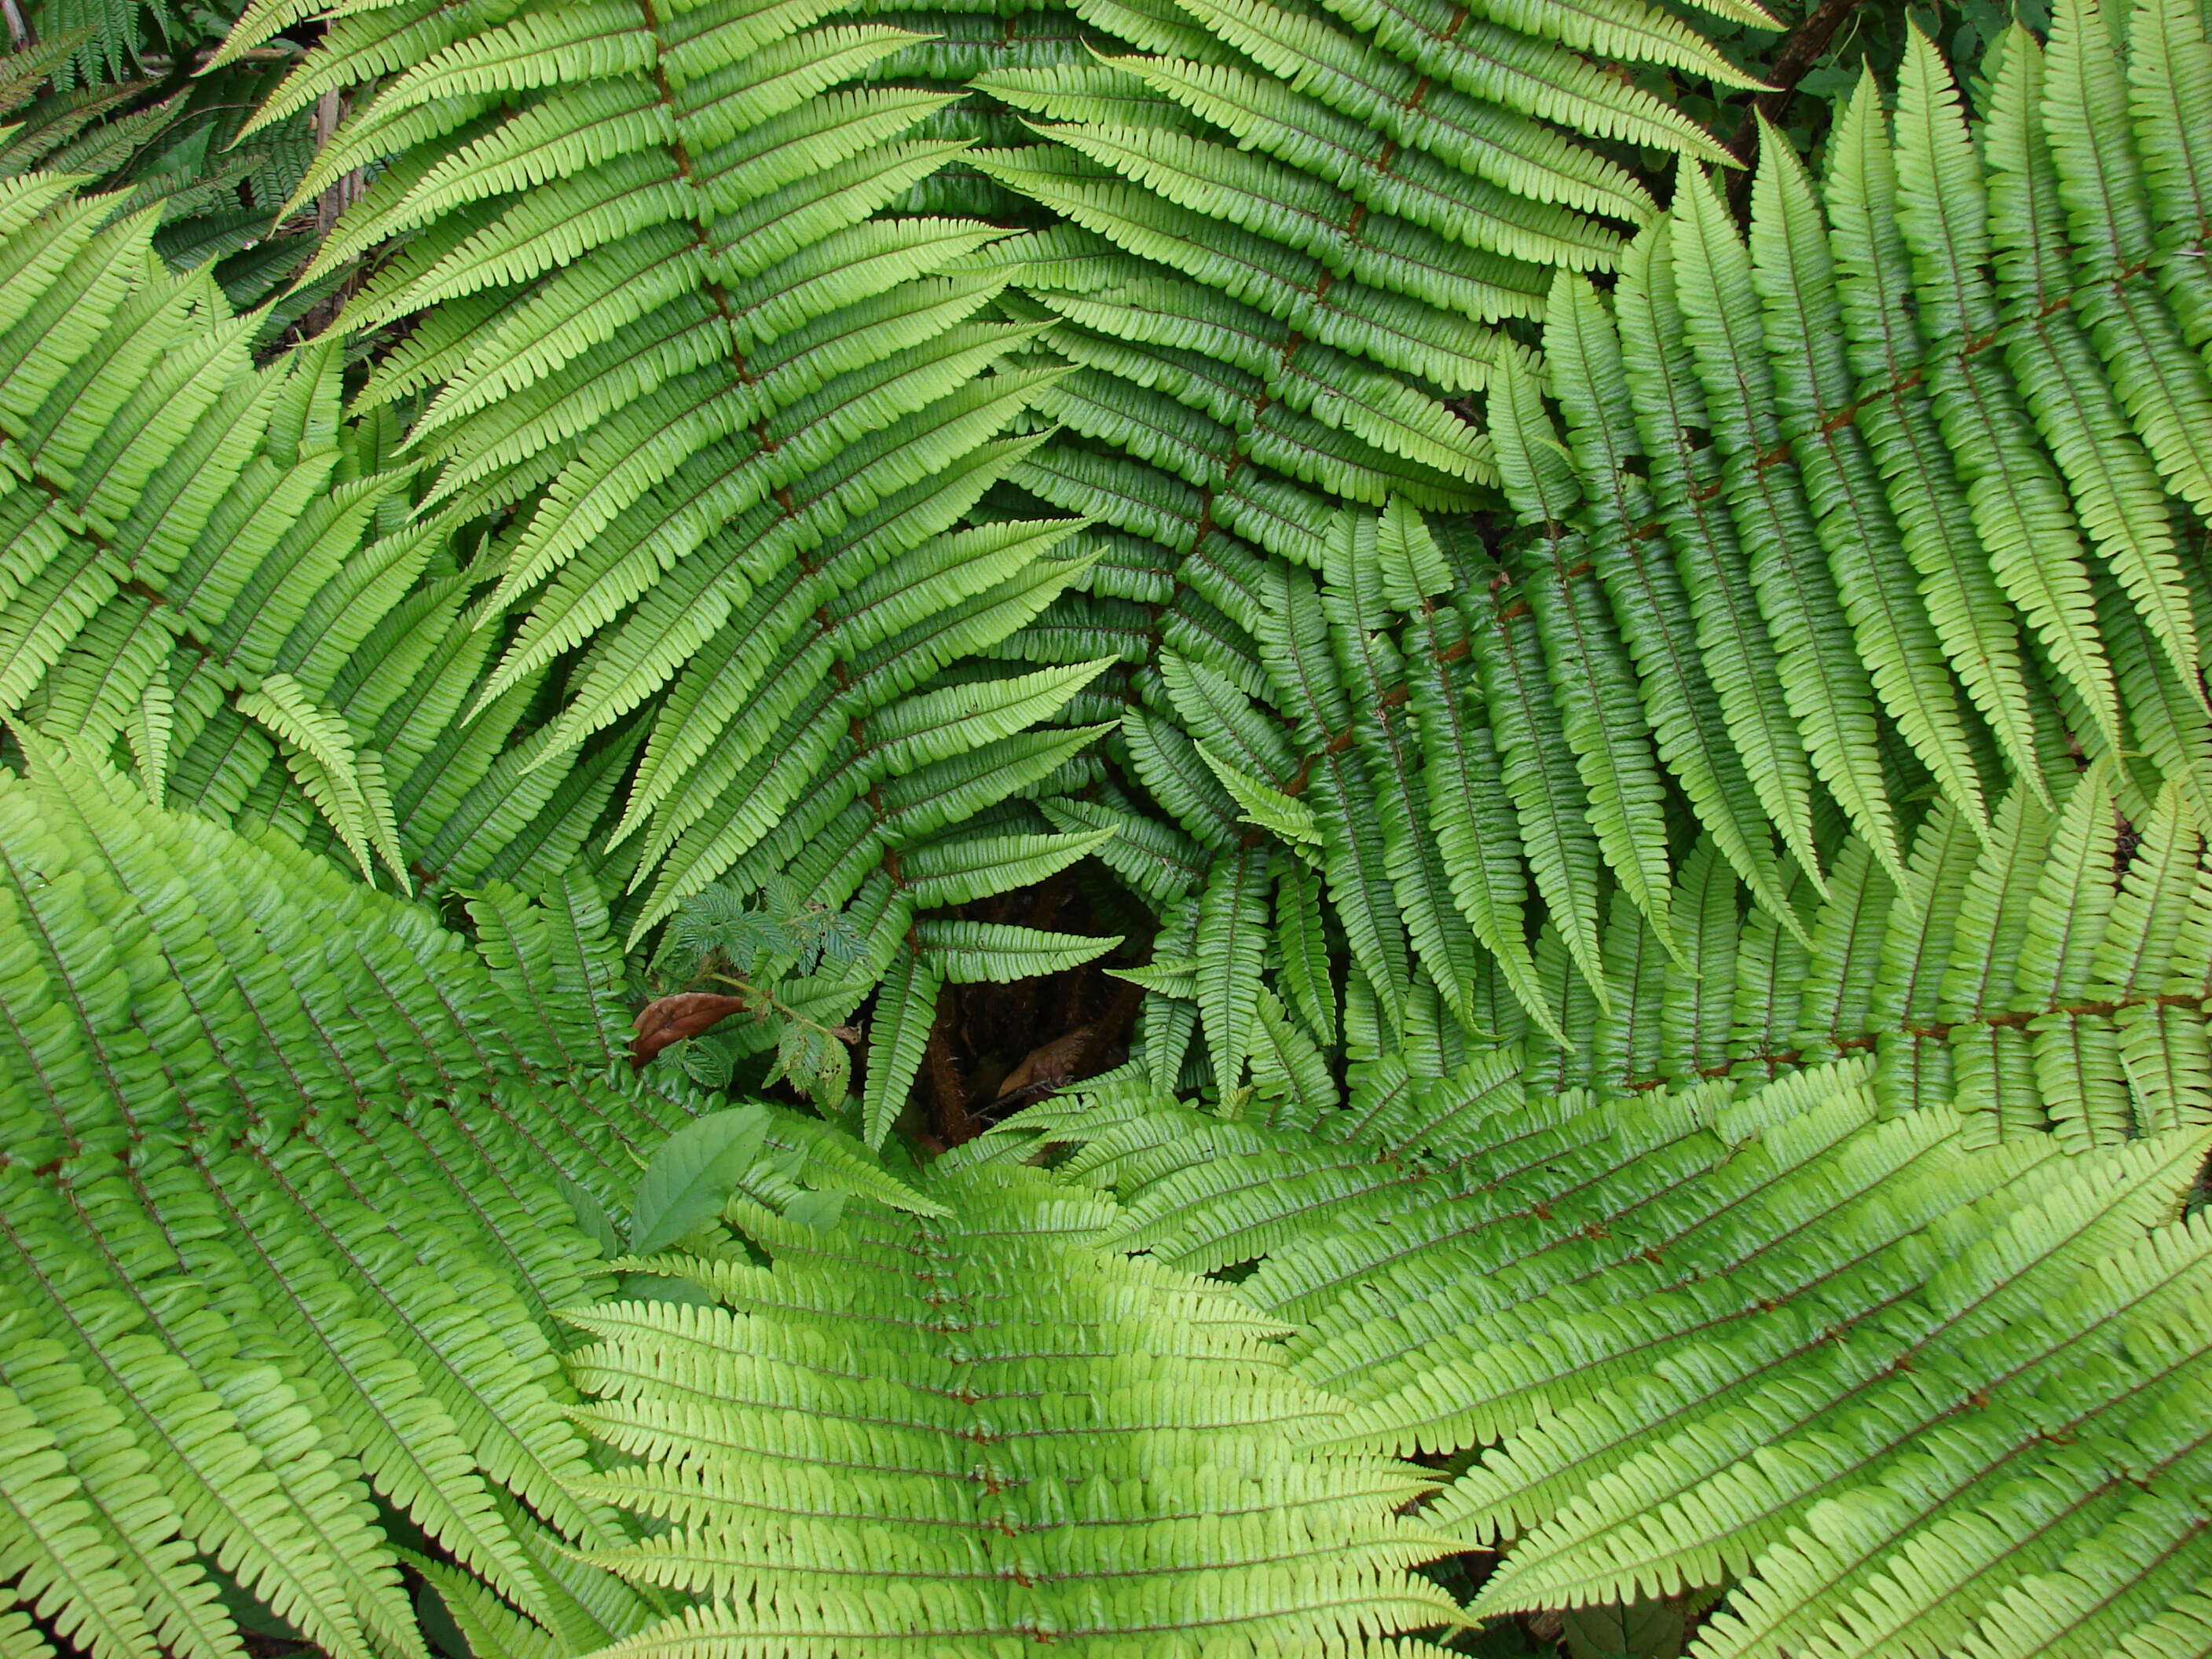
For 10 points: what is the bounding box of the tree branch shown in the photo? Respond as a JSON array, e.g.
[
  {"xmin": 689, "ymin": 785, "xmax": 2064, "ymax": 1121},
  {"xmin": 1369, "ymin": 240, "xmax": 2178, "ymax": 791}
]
[{"xmin": 1726, "ymin": 0, "xmax": 1871, "ymax": 165}]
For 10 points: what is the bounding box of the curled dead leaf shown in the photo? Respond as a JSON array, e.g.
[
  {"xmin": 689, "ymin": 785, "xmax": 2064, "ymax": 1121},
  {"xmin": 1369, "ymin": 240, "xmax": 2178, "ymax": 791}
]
[
  {"xmin": 994, "ymin": 1027, "xmax": 1094, "ymax": 1101},
  {"xmin": 630, "ymin": 993, "xmax": 750, "ymax": 1072}
]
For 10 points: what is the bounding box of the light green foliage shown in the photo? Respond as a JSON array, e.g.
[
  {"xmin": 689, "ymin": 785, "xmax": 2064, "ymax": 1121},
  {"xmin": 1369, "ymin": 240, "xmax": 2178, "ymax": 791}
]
[
  {"xmin": 0, "ymin": 157, "xmax": 1113, "ymax": 1027},
  {"xmin": 215, "ymin": 0, "xmax": 1118, "ymax": 943},
  {"xmin": 4, "ymin": 0, "xmax": 2212, "ymax": 1651},
  {"xmin": 625, "ymin": 1106, "xmax": 776, "ymax": 1252},
  {"xmin": 1090, "ymin": 0, "xmax": 2212, "ymax": 1116},
  {"xmin": 969, "ymin": 0, "xmax": 1752, "ymax": 502},
  {"xmin": 994, "ymin": 1053, "xmax": 2212, "ymax": 1659},
  {"xmin": 0, "ymin": 181, "xmax": 420, "ymax": 881},
  {"xmin": 0, "ymin": 741, "xmax": 931, "ymax": 1659},
  {"xmin": 948, "ymin": 0, "xmax": 1791, "ymax": 978},
  {"xmin": 0, "ymin": 175, "xmax": 700, "ymax": 896},
  {"xmin": 562, "ymin": 1162, "xmax": 1473, "ymax": 1656}
]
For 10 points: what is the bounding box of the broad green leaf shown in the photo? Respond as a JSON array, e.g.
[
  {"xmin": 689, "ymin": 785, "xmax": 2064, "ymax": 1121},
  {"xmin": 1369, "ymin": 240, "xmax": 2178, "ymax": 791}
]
[{"xmin": 629, "ymin": 1108, "xmax": 774, "ymax": 1255}]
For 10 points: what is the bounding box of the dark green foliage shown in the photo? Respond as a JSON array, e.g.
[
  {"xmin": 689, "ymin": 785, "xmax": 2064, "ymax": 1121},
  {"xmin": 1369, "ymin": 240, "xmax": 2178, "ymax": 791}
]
[{"xmin": 1, "ymin": 30, "xmax": 326, "ymax": 313}]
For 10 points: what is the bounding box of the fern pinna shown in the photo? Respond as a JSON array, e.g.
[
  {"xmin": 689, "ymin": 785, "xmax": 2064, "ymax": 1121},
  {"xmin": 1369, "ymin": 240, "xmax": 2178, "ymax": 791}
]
[
  {"xmin": 0, "ymin": 171, "xmax": 666, "ymax": 895},
  {"xmin": 559, "ymin": 1162, "xmax": 1472, "ymax": 1656},
  {"xmin": 0, "ymin": 148, "xmax": 1122, "ymax": 1082},
  {"xmin": 964, "ymin": 0, "xmax": 1761, "ymax": 558}
]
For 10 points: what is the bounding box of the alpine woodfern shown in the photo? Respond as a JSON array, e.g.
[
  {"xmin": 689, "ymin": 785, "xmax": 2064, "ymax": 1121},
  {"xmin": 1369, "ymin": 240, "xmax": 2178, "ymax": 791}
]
[
  {"xmin": 1070, "ymin": 0, "xmax": 2212, "ymax": 1125},
  {"xmin": 993, "ymin": 1053, "xmax": 2212, "ymax": 1659},
  {"xmin": 2, "ymin": 0, "xmax": 2211, "ymax": 1654}
]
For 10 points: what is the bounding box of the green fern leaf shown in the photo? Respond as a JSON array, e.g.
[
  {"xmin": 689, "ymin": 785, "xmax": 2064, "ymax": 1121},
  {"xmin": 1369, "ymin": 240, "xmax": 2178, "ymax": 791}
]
[{"xmin": 562, "ymin": 1163, "xmax": 1473, "ymax": 1654}]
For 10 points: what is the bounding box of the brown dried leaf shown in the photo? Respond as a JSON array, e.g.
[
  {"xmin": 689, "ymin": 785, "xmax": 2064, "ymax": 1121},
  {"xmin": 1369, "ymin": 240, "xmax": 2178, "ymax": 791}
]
[
  {"xmin": 994, "ymin": 1027, "xmax": 1094, "ymax": 1100},
  {"xmin": 630, "ymin": 993, "xmax": 749, "ymax": 1072}
]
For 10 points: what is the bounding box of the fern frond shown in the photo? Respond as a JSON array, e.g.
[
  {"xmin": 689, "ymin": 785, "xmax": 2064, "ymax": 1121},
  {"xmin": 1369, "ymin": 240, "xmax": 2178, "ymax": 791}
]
[
  {"xmin": 0, "ymin": 742, "xmax": 929, "ymax": 1657},
  {"xmin": 222, "ymin": 0, "xmax": 1095, "ymax": 917},
  {"xmin": 563, "ymin": 1162, "xmax": 1473, "ymax": 1655},
  {"xmin": 999, "ymin": 1054, "xmax": 2212, "ymax": 1659}
]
